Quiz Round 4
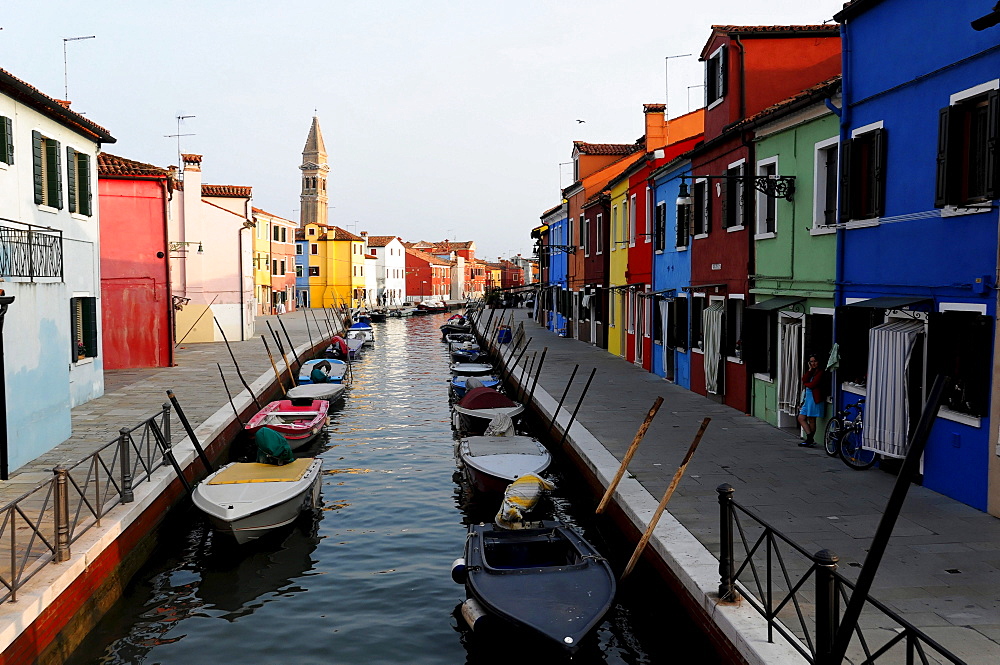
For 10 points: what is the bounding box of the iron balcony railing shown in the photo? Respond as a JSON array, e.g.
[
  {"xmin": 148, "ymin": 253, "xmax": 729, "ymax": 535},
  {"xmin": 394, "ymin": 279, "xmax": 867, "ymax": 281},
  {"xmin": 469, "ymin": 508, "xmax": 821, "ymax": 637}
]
[
  {"xmin": 0, "ymin": 218, "xmax": 64, "ymax": 280},
  {"xmin": 717, "ymin": 485, "xmax": 966, "ymax": 665},
  {"xmin": 0, "ymin": 404, "xmax": 172, "ymax": 605}
]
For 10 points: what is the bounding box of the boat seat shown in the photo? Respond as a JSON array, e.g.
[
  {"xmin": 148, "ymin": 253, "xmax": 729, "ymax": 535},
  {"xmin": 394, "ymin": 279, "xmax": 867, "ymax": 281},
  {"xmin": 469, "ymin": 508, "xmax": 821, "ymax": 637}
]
[{"xmin": 208, "ymin": 458, "xmax": 314, "ymax": 484}]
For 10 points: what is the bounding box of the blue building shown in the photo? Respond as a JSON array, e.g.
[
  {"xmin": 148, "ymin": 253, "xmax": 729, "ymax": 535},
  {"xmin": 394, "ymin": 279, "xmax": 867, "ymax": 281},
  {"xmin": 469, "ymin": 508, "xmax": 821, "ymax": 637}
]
[
  {"xmin": 294, "ymin": 236, "xmax": 310, "ymax": 307},
  {"xmin": 834, "ymin": 0, "xmax": 1000, "ymax": 512},
  {"xmin": 540, "ymin": 203, "xmax": 568, "ymax": 334},
  {"xmin": 650, "ymin": 158, "xmax": 694, "ymax": 388}
]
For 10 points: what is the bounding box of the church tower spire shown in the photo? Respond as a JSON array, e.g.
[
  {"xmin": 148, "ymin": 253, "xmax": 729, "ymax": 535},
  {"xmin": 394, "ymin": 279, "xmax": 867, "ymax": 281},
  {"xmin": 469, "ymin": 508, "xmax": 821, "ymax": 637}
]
[{"xmin": 299, "ymin": 116, "xmax": 330, "ymax": 227}]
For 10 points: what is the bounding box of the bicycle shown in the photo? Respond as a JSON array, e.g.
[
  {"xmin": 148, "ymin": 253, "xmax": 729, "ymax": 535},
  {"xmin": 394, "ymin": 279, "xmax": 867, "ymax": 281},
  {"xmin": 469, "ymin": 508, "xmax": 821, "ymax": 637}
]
[
  {"xmin": 837, "ymin": 400, "xmax": 877, "ymax": 470},
  {"xmin": 822, "ymin": 397, "xmax": 864, "ymax": 457}
]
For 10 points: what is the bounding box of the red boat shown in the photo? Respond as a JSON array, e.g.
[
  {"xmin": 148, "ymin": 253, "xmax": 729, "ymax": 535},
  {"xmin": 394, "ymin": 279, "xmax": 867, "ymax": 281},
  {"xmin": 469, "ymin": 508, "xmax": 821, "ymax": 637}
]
[{"xmin": 244, "ymin": 399, "xmax": 330, "ymax": 450}]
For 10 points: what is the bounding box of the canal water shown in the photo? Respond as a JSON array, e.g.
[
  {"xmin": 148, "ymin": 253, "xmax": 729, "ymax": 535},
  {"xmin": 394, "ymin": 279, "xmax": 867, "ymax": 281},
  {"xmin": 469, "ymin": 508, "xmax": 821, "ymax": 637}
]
[{"xmin": 68, "ymin": 313, "xmax": 721, "ymax": 664}]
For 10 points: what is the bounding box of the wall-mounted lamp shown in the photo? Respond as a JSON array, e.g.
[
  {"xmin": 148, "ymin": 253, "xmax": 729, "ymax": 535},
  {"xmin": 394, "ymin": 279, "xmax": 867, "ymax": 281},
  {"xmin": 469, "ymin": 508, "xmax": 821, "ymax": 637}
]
[
  {"xmin": 169, "ymin": 241, "xmax": 204, "ymax": 254},
  {"xmin": 676, "ymin": 181, "xmax": 693, "ymax": 207},
  {"xmin": 678, "ymin": 173, "xmax": 796, "ymax": 202}
]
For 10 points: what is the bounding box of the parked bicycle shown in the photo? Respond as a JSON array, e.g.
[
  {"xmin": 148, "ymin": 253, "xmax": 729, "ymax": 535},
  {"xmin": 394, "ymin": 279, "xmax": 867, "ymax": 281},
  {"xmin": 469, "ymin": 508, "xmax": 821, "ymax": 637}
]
[
  {"xmin": 822, "ymin": 397, "xmax": 876, "ymax": 469},
  {"xmin": 822, "ymin": 397, "xmax": 864, "ymax": 456}
]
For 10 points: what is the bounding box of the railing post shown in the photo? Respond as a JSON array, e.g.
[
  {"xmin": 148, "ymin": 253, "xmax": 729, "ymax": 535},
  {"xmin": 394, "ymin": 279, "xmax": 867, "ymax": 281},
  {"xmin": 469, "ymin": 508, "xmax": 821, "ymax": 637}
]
[
  {"xmin": 53, "ymin": 466, "xmax": 70, "ymax": 562},
  {"xmin": 814, "ymin": 549, "xmax": 840, "ymax": 665},
  {"xmin": 119, "ymin": 427, "xmax": 134, "ymax": 504},
  {"xmin": 717, "ymin": 483, "xmax": 739, "ymax": 601}
]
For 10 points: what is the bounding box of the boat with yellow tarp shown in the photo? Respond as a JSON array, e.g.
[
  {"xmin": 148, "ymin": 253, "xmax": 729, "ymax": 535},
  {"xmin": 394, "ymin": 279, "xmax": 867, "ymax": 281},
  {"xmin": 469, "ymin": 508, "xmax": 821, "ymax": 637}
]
[{"xmin": 192, "ymin": 458, "xmax": 322, "ymax": 544}]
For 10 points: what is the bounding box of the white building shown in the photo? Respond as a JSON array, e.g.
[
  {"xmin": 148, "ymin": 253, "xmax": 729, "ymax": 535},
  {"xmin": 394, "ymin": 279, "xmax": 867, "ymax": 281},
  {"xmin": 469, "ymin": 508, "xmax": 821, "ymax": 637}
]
[
  {"xmin": 168, "ymin": 154, "xmax": 255, "ymax": 343},
  {"xmin": 0, "ymin": 68, "xmax": 115, "ymax": 474},
  {"xmin": 364, "ymin": 235, "xmax": 407, "ymax": 306}
]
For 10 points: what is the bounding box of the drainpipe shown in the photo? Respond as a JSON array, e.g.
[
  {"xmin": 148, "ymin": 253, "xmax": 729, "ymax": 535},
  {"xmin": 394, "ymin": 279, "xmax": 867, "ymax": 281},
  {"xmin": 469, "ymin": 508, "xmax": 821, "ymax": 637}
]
[
  {"xmin": 732, "ymin": 35, "xmax": 747, "ymax": 121},
  {"xmin": 833, "ymin": 20, "xmax": 851, "ymax": 412},
  {"xmin": 161, "ymin": 177, "xmax": 175, "ymax": 366},
  {"xmin": 238, "ymin": 197, "xmax": 253, "ymax": 341},
  {"xmin": 0, "ymin": 292, "xmax": 14, "ymax": 480}
]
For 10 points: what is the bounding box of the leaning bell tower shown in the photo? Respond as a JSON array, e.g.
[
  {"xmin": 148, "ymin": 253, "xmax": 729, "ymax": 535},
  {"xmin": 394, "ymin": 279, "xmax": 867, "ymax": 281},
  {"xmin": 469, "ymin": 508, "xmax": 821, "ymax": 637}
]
[{"xmin": 299, "ymin": 116, "xmax": 330, "ymax": 227}]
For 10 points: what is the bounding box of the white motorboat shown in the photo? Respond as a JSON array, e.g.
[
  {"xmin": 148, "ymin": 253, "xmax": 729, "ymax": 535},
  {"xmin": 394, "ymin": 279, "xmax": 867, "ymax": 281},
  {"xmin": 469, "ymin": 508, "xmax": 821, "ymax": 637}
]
[
  {"xmin": 450, "ymin": 362, "xmax": 493, "ymax": 376},
  {"xmin": 287, "ymin": 382, "xmax": 346, "ymax": 404},
  {"xmin": 452, "ymin": 387, "xmax": 524, "ymax": 433},
  {"xmin": 458, "ymin": 435, "xmax": 551, "ymax": 494},
  {"xmin": 192, "ymin": 458, "xmax": 323, "ymax": 545},
  {"xmin": 298, "ymin": 359, "xmax": 348, "ymax": 384},
  {"xmin": 346, "ymin": 329, "xmax": 372, "ymax": 350}
]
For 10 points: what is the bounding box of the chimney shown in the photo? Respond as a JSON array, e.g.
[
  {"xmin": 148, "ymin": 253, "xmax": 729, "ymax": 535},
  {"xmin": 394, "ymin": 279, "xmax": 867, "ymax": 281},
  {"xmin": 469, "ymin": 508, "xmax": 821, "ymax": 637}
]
[
  {"xmin": 361, "ymin": 231, "xmax": 368, "ymax": 237},
  {"xmin": 181, "ymin": 155, "xmax": 203, "ymax": 256},
  {"xmin": 643, "ymin": 103, "xmax": 667, "ymax": 151}
]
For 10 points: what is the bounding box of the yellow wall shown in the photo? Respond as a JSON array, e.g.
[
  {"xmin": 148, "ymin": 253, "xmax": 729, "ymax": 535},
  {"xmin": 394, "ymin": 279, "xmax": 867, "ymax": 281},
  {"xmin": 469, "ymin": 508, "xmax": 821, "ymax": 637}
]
[{"xmin": 607, "ymin": 179, "xmax": 629, "ymax": 356}]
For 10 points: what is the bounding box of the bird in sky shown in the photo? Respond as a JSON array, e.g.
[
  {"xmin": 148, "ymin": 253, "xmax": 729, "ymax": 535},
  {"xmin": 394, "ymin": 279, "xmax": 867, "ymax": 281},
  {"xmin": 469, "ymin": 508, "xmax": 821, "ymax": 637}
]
[{"xmin": 575, "ymin": 119, "xmax": 585, "ymax": 123}]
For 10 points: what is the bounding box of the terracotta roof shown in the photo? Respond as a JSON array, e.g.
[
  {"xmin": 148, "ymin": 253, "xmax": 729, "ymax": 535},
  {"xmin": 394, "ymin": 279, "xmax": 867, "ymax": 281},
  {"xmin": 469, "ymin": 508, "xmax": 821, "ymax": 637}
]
[
  {"xmin": 365, "ymin": 235, "xmax": 400, "ymax": 247},
  {"xmin": 202, "ymin": 184, "xmax": 251, "ymax": 198},
  {"xmin": 540, "ymin": 202, "xmax": 564, "ymax": 218},
  {"xmin": 251, "ymin": 207, "xmax": 294, "ymax": 224},
  {"xmin": 731, "ymin": 76, "xmax": 842, "ymax": 130},
  {"xmin": 181, "ymin": 153, "xmax": 203, "ymax": 164},
  {"xmin": 97, "ymin": 152, "xmax": 167, "ymax": 178},
  {"xmin": 643, "ymin": 103, "xmax": 666, "ymax": 113},
  {"xmin": 365, "ymin": 253, "xmax": 377, "ymax": 260},
  {"xmin": 573, "ymin": 141, "xmax": 642, "ymax": 156},
  {"xmin": 0, "ymin": 67, "xmax": 115, "ymax": 143},
  {"xmin": 330, "ymin": 226, "xmax": 363, "ymax": 241},
  {"xmin": 406, "ymin": 246, "xmax": 452, "ymax": 266},
  {"xmin": 710, "ymin": 24, "xmax": 841, "ymax": 36}
]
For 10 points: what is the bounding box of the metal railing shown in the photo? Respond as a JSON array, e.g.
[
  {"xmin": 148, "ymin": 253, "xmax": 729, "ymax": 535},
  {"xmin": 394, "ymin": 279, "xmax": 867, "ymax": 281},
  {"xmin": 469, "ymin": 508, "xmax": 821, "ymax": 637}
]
[
  {"xmin": 0, "ymin": 218, "xmax": 64, "ymax": 280},
  {"xmin": 717, "ymin": 484, "xmax": 966, "ymax": 665},
  {"xmin": 0, "ymin": 404, "xmax": 172, "ymax": 604}
]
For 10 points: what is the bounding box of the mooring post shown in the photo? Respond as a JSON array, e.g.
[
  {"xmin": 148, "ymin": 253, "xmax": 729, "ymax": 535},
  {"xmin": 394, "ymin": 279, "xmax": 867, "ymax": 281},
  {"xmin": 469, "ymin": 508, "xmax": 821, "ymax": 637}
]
[
  {"xmin": 717, "ymin": 483, "xmax": 738, "ymax": 601},
  {"xmin": 558, "ymin": 367, "xmax": 596, "ymax": 447},
  {"xmin": 814, "ymin": 549, "xmax": 840, "ymax": 665},
  {"xmin": 119, "ymin": 427, "xmax": 134, "ymax": 504},
  {"xmin": 53, "ymin": 466, "xmax": 71, "ymax": 562},
  {"xmin": 267, "ymin": 321, "xmax": 285, "ymax": 356},
  {"xmin": 277, "ymin": 315, "xmax": 301, "ymax": 369},
  {"xmin": 547, "ymin": 364, "xmax": 579, "ymax": 435}
]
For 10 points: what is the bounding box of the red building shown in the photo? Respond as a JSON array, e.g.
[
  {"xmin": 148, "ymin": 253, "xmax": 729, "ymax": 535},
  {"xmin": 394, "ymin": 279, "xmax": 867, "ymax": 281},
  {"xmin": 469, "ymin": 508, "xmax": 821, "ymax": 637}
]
[
  {"xmin": 97, "ymin": 153, "xmax": 173, "ymax": 368},
  {"xmin": 404, "ymin": 246, "xmax": 452, "ymax": 301},
  {"xmin": 498, "ymin": 259, "xmax": 524, "ymax": 289},
  {"xmin": 687, "ymin": 25, "xmax": 840, "ymax": 411}
]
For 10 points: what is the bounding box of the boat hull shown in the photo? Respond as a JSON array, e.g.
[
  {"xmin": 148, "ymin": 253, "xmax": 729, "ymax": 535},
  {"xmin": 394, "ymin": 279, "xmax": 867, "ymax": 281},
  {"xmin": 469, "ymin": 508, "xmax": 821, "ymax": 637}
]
[
  {"xmin": 462, "ymin": 521, "xmax": 616, "ymax": 653},
  {"xmin": 193, "ymin": 459, "xmax": 323, "ymax": 545},
  {"xmin": 452, "ymin": 404, "xmax": 524, "ymax": 434},
  {"xmin": 458, "ymin": 435, "xmax": 551, "ymax": 494},
  {"xmin": 244, "ymin": 400, "xmax": 330, "ymax": 450}
]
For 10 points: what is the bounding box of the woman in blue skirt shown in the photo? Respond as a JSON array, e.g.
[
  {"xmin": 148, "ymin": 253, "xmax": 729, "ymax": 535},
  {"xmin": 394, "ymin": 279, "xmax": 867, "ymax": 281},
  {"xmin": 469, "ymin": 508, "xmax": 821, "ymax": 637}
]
[{"xmin": 797, "ymin": 354, "xmax": 825, "ymax": 446}]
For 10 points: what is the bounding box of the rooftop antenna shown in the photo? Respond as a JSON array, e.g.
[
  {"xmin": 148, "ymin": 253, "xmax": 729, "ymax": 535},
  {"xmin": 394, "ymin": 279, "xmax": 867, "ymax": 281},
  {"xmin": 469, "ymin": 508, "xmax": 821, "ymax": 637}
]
[
  {"xmin": 63, "ymin": 35, "xmax": 95, "ymax": 101},
  {"xmin": 664, "ymin": 53, "xmax": 692, "ymax": 140},
  {"xmin": 164, "ymin": 114, "xmax": 195, "ymax": 178}
]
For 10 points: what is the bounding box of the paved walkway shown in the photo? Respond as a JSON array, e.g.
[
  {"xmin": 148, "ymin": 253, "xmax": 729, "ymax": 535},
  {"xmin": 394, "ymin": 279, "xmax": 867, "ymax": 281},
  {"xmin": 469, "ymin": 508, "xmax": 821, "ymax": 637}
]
[
  {"xmin": 0, "ymin": 311, "xmax": 332, "ymax": 504},
  {"xmin": 502, "ymin": 308, "xmax": 999, "ymax": 663}
]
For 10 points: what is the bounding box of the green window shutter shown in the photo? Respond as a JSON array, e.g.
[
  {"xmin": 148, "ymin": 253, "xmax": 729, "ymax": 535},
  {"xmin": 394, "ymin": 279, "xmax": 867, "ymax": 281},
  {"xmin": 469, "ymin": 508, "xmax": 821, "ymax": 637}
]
[
  {"xmin": 80, "ymin": 153, "xmax": 92, "ymax": 216},
  {"xmin": 83, "ymin": 297, "xmax": 98, "ymax": 357},
  {"xmin": 66, "ymin": 147, "xmax": 77, "ymax": 213},
  {"xmin": 32, "ymin": 131, "xmax": 43, "ymax": 204},
  {"xmin": 0, "ymin": 116, "xmax": 11, "ymax": 165},
  {"xmin": 46, "ymin": 139, "xmax": 63, "ymax": 209}
]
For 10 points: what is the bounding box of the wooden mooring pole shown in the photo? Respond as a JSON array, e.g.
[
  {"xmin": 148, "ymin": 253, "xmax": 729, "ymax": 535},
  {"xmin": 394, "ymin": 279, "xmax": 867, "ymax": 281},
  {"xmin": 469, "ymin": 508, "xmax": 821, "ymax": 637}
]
[
  {"xmin": 622, "ymin": 417, "xmax": 710, "ymax": 579},
  {"xmin": 596, "ymin": 396, "xmax": 664, "ymax": 514}
]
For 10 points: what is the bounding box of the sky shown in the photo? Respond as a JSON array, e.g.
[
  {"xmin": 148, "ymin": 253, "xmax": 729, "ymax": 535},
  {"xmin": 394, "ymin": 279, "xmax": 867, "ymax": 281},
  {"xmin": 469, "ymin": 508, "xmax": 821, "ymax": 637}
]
[{"xmin": 2, "ymin": 1, "xmax": 846, "ymax": 262}]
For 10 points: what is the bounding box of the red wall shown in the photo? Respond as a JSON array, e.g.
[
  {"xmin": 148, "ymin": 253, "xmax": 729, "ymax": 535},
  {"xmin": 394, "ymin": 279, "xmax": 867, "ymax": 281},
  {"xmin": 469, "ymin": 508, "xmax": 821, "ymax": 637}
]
[{"xmin": 99, "ymin": 177, "xmax": 172, "ymax": 369}]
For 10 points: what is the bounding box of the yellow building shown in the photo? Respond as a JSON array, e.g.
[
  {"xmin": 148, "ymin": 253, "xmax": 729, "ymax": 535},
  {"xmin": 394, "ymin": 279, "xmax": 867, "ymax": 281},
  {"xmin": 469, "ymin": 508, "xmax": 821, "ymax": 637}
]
[
  {"xmin": 252, "ymin": 210, "xmax": 271, "ymax": 314},
  {"xmin": 301, "ymin": 223, "xmax": 366, "ymax": 308},
  {"xmin": 607, "ymin": 177, "xmax": 630, "ymax": 357}
]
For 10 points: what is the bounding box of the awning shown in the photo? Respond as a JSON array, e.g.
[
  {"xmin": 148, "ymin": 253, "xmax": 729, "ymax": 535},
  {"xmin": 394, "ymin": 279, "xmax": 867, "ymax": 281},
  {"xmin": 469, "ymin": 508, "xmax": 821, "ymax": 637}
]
[
  {"xmin": 842, "ymin": 296, "xmax": 931, "ymax": 309},
  {"xmin": 681, "ymin": 283, "xmax": 726, "ymax": 291},
  {"xmin": 747, "ymin": 296, "xmax": 805, "ymax": 311}
]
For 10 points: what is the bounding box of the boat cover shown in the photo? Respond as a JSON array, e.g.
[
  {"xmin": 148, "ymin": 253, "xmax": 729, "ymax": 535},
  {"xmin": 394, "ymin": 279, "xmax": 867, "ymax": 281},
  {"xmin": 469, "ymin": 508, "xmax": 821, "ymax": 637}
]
[
  {"xmin": 287, "ymin": 383, "xmax": 346, "ymax": 401},
  {"xmin": 254, "ymin": 428, "xmax": 294, "ymax": 465},
  {"xmin": 209, "ymin": 458, "xmax": 313, "ymax": 484},
  {"xmin": 458, "ymin": 387, "xmax": 516, "ymax": 410},
  {"xmin": 496, "ymin": 473, "xmax": 555, "ymax": 528}
]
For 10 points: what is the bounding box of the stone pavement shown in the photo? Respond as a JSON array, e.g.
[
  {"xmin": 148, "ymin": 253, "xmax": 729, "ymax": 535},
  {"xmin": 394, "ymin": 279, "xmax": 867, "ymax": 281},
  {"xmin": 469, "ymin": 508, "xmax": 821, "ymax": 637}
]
[
  {"xmin": 502, "ymin": 308, "xmax": 999, "ymax": 663},
  {"xmin": 0, "ymin": 310, "xmax": 334, "ymax": 505}
]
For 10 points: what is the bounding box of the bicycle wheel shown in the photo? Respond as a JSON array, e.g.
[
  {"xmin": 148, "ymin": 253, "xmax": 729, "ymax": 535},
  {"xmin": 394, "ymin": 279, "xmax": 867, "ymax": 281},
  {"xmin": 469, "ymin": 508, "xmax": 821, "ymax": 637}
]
[
  {"xmin": 822, "ymin": 418, "xmax": 841, "ymax": 457},
  {"xmin": 839, "ymin": 427, "xmax": 876, "ymax": 470}
]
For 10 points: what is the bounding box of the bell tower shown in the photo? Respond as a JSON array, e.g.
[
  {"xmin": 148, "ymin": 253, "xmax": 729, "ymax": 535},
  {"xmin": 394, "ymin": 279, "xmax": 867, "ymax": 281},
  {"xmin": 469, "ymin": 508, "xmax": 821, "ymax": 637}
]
[{"xmin": 299, "ymin": 116, "xmax": 330, "ymax": 227}]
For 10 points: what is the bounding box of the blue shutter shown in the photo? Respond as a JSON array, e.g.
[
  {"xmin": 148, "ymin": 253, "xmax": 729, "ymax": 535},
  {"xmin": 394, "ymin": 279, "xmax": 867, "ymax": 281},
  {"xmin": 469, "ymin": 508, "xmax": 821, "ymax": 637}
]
[{"xmin": 986, "ymin": 89, "xmax": 998, "ymax": 201}]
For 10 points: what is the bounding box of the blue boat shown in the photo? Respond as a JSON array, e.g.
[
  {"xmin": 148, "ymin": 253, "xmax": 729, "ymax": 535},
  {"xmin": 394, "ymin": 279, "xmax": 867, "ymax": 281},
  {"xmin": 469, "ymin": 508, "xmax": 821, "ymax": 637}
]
[
  {"xmin": 298, "ymin": 358, "xmax": 348, "ymax": 384},
  {"xmin": 451, "ymin": 374, "xmax": 500, "ymax": 398}
]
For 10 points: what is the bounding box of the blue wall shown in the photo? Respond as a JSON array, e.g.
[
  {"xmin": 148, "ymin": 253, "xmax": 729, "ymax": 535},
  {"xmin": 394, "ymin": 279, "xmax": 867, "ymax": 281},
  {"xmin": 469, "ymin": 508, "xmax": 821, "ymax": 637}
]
[
  {"xmin": 841, "ymin": 0, "xmax": 1000, "ymax": 510},
  {"xmin": 548, "ymin": 217, "xmax": 568, "ymax": 332},
  {"xmin": 651, "ymin": 163, "xmax": 692, "ymax": 388}
]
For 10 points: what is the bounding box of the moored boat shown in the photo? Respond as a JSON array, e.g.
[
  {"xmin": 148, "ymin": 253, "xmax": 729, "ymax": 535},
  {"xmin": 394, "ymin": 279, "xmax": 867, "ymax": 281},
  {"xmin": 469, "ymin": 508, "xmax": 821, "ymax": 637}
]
[
  {"xmin": 348, "ymin": 321, "xmax": 375, "ymax": 346},
  {"xmin": 287, "ymin": 382, "xmax": 346, "ymax": 405},
  {"xmin": 441, "ymin": 314, "xmax": 472, "ymax": 337},
  {"xmin": 445, "ymin": 332, "xmax": 476, "ymax": 345},
  {"xmin": 453, "ymin": 520, "xmax": 616, "ymax": 653},
  {"xmin": 192, "ymin": 458, "xmax": 323, "ymax": 545},
  {"xmin": 244, "ymin": 399, "xmax": 330, "ymax": 450},
  {"xmin": 452, "ymin": 387, "xmax": 524, "ymax": 433},
  {"xmin": 298, "ymin": 358, "xmax": 348, "ymax": 384},
  {"xmin": 450, "ymin": 362, "xmax": 493, "ymax": 376},
  {"xmin": 458, "ymin": 435, "xmax": 551, "ymax": 494},
  {"xmin": 450, "ymin": 344, "xmax": 482, "ymax": 364},
  {"xmin": 450, "ymin": 373, "xmax": 500, "ymax": 399}
]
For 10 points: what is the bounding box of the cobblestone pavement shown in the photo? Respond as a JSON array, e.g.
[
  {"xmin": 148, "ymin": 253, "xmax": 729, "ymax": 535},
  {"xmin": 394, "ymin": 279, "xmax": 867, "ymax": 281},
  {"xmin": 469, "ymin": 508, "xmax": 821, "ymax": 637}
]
[
  {"xmin": 0, "ymin": 310, "xmax": 335, "ymax": 504},
  {"xmin": 503, "ymin": 308, "xmax": 999, "ymax": 663}
]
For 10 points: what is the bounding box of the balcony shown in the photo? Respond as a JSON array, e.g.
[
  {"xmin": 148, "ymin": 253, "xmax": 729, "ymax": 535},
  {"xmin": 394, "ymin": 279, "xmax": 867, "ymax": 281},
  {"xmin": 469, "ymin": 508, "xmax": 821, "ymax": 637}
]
[{"xmin": 0, "ymin": 219, "xmax": 63, "ymax": 281}]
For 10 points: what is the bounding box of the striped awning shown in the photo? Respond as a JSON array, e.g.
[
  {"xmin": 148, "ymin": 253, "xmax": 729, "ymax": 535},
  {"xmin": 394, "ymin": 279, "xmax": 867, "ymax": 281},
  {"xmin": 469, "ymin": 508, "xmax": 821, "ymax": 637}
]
[
  {"xmin": 863, "ymin": 319, "xmax": 925, "ymax": 458},
  {"xmin": 843, "ymin": 296, "xmax": 930, "ymax": 309}
]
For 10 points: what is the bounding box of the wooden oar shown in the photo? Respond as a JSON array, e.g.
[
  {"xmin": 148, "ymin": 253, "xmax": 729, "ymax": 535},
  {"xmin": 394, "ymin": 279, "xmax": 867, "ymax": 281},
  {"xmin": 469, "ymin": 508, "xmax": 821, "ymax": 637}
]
[
  {"xmin": 261, "ymin": 335, "xmax": 286, "ymax": 396},
  {"xmin": 596, "ymin": 396, "xmax": 663, "ymax": 514},
  {"xmin": 621, "ymin": 417, "xmax": 711, "ymax": 579}
]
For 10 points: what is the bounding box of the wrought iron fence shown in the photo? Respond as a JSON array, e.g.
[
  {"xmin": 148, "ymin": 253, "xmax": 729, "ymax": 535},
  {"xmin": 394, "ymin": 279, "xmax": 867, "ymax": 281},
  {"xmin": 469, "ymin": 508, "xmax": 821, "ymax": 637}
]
[
  {"xmin": 0, "ymin": 219, "xmax": 64, "ymax": 280},
  {"xmin": 0, "ymin": 404, "xmax": 171, "ymax": 605},
  {"xmin": 717, "ymin": 484, "xmax": 966, "ymax": 665}
]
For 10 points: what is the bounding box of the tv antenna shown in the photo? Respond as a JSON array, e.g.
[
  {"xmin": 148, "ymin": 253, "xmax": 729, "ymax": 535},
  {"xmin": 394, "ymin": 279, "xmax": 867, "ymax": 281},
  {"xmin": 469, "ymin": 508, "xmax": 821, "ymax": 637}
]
[
  {"xmin": 63, "ymin": 35, "xmax": 95, "ymax": 101},
  {"xmin": 164, "ymin": 115, "xmax": 196, "ymax": 176}
]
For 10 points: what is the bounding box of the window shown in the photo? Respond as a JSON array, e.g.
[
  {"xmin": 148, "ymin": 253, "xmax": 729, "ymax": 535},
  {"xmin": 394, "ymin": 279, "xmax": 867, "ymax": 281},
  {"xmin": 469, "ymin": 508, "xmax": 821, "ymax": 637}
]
[
  {"xmin": 596, "ymin": 213, "xmax": 604, "ymax": 254},
  {"xmin": 611, "ymin": 206, "xmax": 619, "ymax": 251},
  {"xmin": 693, "ymin": 180, "xmax": 709, "ymax": 236},
  {"xmin": 726, "ymin": 298, "xmax": 743, "ymax": 359},
  {"xmin": 280, "ymin": 260, "xmax": 286, "ymax": 275},
  {"xmin": 32, "ymin": 131, "xmax": 62, "ymax": 209},
  {"xmin": 567, "ymin": 217, "xmax": 574, "ymax": 250},
  {"xmin": 296, "ymin": 244, "xmax": 304, "ymax": 255},
  {"xmin": 645, "ymin": 187, "xmax": 653, "ymax": 243},
  {"xmin": 310, "ymin": 243, "xmax": 318, "ymax": 255},
  {"xmin": 296, "ymin": 264, "xmax": 303, "ymax": 278},
  {"xmin": 654, "ymin": 201, "xmax": 666, "ymax": 252},
  {"xmin": 0, "ymin": 116, "xmax": 12, "ymax": 165},
  {"xmin": 308, "ymin": 266, "xmax": 319, "ymax": 276},
  {"xmin": 928, "ymin": 310, "xmax": 992, "ymax": 417},
  {"xmin": 66, "ymin": 148, "xmax": 92, "ymax": 216},
  {"xmin": 583, "ymin": 216, "xmax": 591, "ymax": 256},
  {"xmin": 70, "ymin": 296, "xmax": 98, "ymax": 361},
  {"xmin": 756, "ymin": 159, "xmax": 777, "ymax": 235},
  {"xmin": 841, "ymin": 123, "xmax": 887, "ymax": 222},
  {"xmin": 308, "ymin": 227, "xmax": 316, "ymax": 236},
  {"xmin": 935, "ymin": 87, "xmax": 998, "ymax": 208},
  {"xmin": 668, "ymin": 298, "xmax": 688, "ymax": 351},
  {"xmin": 272, "ymin": 259, "xmax": 278, "ymax": 275},
  {"xmin": 628, "ymin": 194, "xmax": 636, "ymax": 246},
  {"xmin": 676, "ymin": 197, "xmax": 691, "ymax": 248},
  {"xmin": 722, "ymin": 162, "xmax": 744, "ymax": 229},
  {"xmin": 705, "ymin": 46, "xmax": 726, "ymax": 108},
  {"xmin": 691, "ymin": 297, "xmax": 706, "ymax": 349},
  {"xmin": 814, "ymin": 138, "xmax": 839, "ymax": 227}
]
